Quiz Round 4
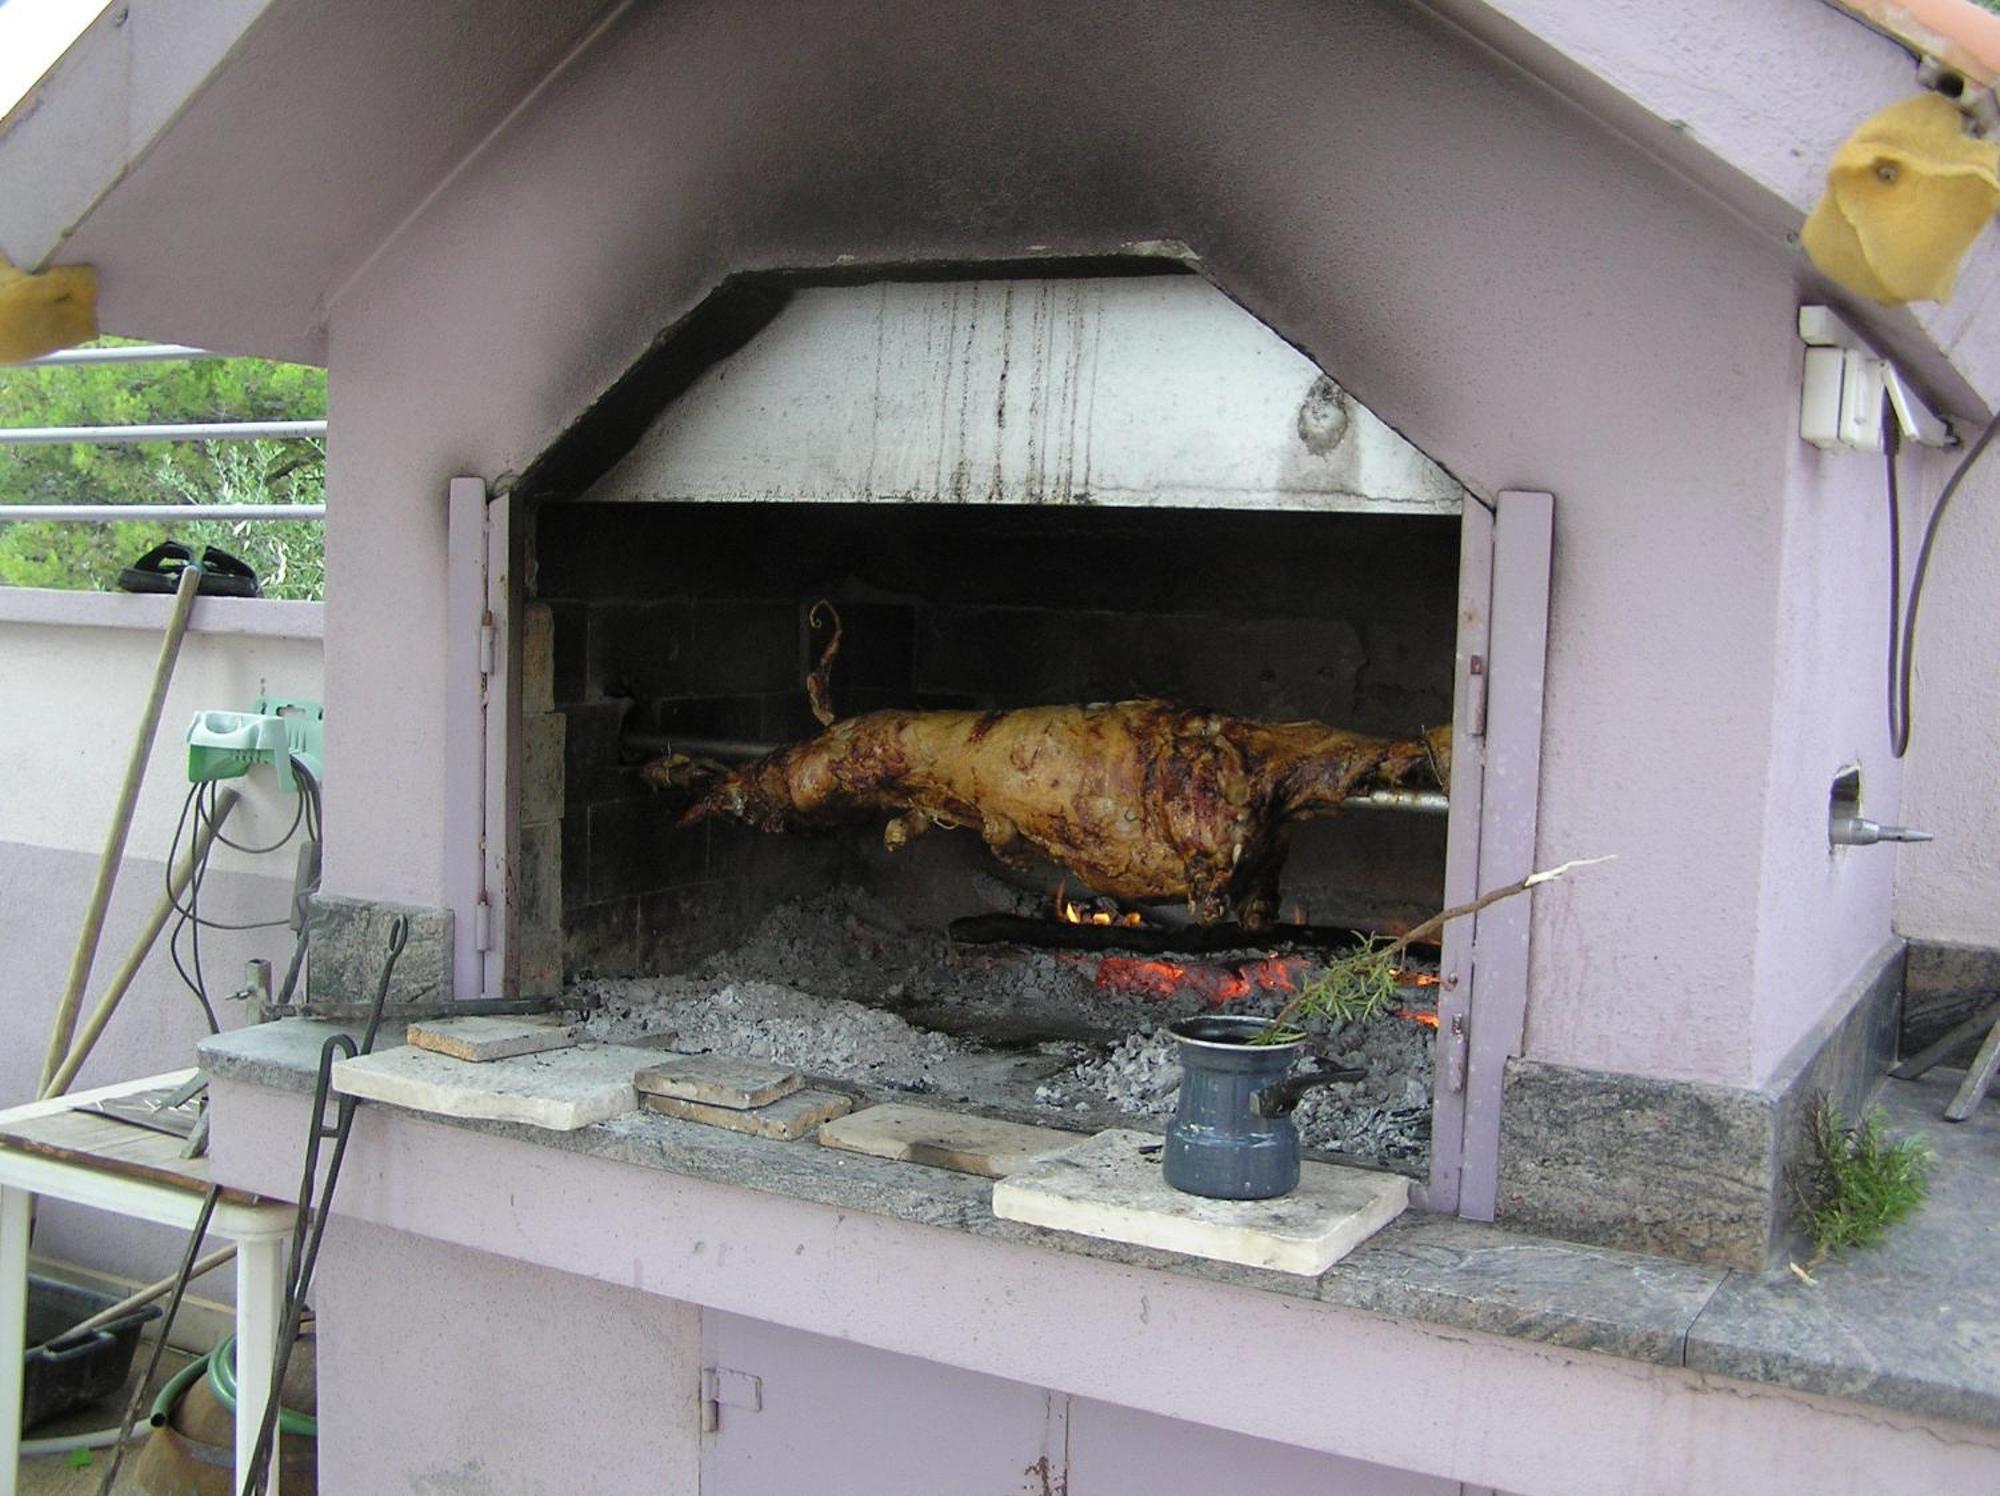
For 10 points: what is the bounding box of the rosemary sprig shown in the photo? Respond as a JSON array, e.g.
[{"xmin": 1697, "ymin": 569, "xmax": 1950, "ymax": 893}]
[{"xmin": 1252, "ymin": 856, "xmax": 1613, "ymax": 1043}]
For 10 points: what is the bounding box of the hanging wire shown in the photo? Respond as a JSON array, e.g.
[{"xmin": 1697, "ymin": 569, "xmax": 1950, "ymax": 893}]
[
  {"xmin": 163, "ymin": 783, "xmax": 296, "ymax": 931},
  {"xmin": 160, "ymin": 773, "xmax": 315, "ymax": 1032},
  {"xmin": 205, "ymin": 776, "xmax": 305, "ymax": 854},
  {"xmin": 1885, "ymin": 404, "xmax": 2000, "ymax": 759}
]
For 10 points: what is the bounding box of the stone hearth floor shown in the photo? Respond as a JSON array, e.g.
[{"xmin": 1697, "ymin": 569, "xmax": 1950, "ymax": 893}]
[{"xmin": 202, "ymin": 1022, "xmax": 2000, "ymax": 1433}]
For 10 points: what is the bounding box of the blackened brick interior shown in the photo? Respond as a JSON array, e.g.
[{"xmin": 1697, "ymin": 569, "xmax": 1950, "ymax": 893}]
[{"xmin": 536, "ymin": 501, "xmax": 1459, "ymax": 977}]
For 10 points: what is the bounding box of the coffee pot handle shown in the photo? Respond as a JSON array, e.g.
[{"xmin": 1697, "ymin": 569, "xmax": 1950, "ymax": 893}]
[{"xmin": 1251, "ymin": 1064, "xmax": 1365, "ymax": 1119}]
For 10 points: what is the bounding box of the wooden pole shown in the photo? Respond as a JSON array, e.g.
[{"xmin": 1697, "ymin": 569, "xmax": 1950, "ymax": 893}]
[
  {"xmin": 39, "ymin": 565, "xmax": 204, "ymax": 1095},
  {"xmin": 42, "ymin": 789, "xmax": 239, "ymax": 1101},
  {"xmin": 26, "ymin": 1245, "xmax": 237, "ymax": 1354}
]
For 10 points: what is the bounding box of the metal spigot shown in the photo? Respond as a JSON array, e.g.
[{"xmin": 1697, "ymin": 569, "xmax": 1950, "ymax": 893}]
[{"xmin": 1830, "ymin": 816, "xmax": 1935, "ymax": 847}]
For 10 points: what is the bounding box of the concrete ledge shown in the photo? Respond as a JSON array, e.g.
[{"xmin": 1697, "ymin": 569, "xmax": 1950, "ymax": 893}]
[
  {"xmin": 200, "ymin": 1015, "xmax": 2000, "ymax": 1434},
  {"xmin": 201, "ymin": 1019, "xmax": 1721, "ymax": 1369},
  {"xmin": 0, "ymin": 586, "xmax": 324, "ymax": 639}
]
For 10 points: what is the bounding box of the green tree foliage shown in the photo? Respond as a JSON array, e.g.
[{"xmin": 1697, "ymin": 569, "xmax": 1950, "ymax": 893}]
[{"xmin": 0, "ymin": 343, "xmax": 326, "ymax": 598}]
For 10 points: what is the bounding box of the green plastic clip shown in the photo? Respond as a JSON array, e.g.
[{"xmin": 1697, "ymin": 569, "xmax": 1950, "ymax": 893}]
[{"xmin": 185, "ymin": 697, "xmax": 323, "ymax": 790}]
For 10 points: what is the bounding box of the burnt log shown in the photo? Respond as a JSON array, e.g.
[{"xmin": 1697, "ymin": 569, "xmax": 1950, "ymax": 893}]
[{"xmin": 944, "ymin": 913, "xmax": 1385, "ymax": 956}]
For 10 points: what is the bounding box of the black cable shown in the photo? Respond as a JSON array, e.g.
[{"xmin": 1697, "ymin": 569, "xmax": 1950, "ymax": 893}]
[
  {"xmin": 1886, "ymin": 405, "xmax": 2000, "ymax": 759},
  {"xmin": 1885, "ymin": 410, "xmax": 1906, "ymax": 754},
  {"xmin": 204, "ymin": 776, "xmax": 305, "ymax": 854},
  {"xmin": 169, "ymin": 910, "xmax": 221, "ymax": 1034},
  {"xmin": 162, "ymin": 784, "xmax": 295, "ymax": 932},
  {"xmin": 163, "ymin": 783, "xmax": 221, "ymax": 1031}
]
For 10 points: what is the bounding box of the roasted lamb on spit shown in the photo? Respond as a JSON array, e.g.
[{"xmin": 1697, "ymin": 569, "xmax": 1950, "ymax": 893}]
[{"xmin": 643, "ymin": 608, "xmax": 1448, "ymax": 929}]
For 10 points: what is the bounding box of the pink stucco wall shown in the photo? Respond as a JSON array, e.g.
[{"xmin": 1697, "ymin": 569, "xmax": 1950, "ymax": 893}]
[
  {"xmin": 1747, "ymin": 373, "xmax": 1911, "ymax": 1081},
  {"xmin": 0, "ymin": 610, "xmax": 320, "ymax": 1294},
  {"xmin": 316, "ymin": 0, "xmax": 1901, "ymax": 1089},
  {"xmin": 1894, "ymin": 445, "xmax": 2000, "ymax": 947},
  {"xmin": 211, "ymin": 1081, "xmax": 2000, "ymax": 1495}
]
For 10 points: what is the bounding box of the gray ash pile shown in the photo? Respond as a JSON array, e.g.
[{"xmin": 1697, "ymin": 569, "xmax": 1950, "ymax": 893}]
[{"xmin": 569, "ymin": 890, "xmax": 1435, "ymax": 1174}]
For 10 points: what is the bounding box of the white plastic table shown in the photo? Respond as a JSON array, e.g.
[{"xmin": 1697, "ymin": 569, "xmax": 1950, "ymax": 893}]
[{"xmin": 0, "ymin": 1069, "xmax": 295, "ymax": 1496}]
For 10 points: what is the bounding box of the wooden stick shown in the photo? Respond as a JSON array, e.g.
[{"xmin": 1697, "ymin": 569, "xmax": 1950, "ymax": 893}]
[
  {"xmin": 1260, "ymin": 856, "xmax": 1613, "ymax": 1037},
  {"xmin": 39, "ymin": 564, "xmax": 204, "ymax": 1094},
  {"xmin": 42, "ymin": 789, "xmax": 239, "ymax": 1101},
  {"xmin": 1890, "ymin": 997, "xmax": 2000, "ymax": 1080},
  {"xmin": 27, "ymin": 1245, "xmax": 237, "ymax": 1354},
  {"xmin": 1945, "ymin": 1015, "xmax": 2000, "ymax": 1122}
]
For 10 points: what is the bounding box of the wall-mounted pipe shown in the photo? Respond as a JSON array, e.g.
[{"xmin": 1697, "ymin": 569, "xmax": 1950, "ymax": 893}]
[{"xmin": 1830, "ymin": 815, "xmax": 1934, "ymax": 846}]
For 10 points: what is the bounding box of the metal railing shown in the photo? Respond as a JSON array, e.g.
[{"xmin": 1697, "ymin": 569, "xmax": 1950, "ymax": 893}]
[
  {"xmin": 0, "ymin": 420, "xmax": 326, "ymax": 446},
  {"xmin": 0, "ymin": 504, "xmax": 325, "ymax": 523},
  {"xmin": 26, "ymin": 344, "xmax": 221, "ymax": 367},
  {"xmin": 1, "ymin": 344, "xmax": 326, "ymax": 525}
]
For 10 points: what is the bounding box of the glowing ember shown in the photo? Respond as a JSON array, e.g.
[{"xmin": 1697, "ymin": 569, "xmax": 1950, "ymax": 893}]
[
  {"xmin": 1392, "ymin": 1008, "xmax": 1442, "ymax": 1030},
  {"xmin": 1393, "ymin": 969, "xmax": 1441, "ymax": 988},
  {"xmin": 1094, "ymin": 955, "xmax": 1310, "ymax": 1006},
  {"xmin": 1054, "ymin": 883, "xmax": 1145, "ymax": 927}
]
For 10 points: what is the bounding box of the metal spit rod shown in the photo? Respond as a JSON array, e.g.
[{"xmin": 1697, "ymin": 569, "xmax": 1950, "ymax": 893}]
[{"xmin": 621, "ymin": 733, "xmax": 1451, "ymax": 815}]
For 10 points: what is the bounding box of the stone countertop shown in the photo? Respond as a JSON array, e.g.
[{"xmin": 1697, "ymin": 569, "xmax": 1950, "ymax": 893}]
[
  {"xmin": 200, "ymin": 1021, "xmax": 2000, "ymax": 1431},
  {"xmin": 1684, "ymin": 1068, "xmax": 2000, "ymax": 1427}
]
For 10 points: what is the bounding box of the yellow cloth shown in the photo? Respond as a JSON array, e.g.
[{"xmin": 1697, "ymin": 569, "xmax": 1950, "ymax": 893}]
[
  {"xmin": 1803, "ymin": 93, "xmax": 2000, "ymax": 305},
  {"xmin": 0, "ymin": 258, "xmax": 98, "ymax": 364}
]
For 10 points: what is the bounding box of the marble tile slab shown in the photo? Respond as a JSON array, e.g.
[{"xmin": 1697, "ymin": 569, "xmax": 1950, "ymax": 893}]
[
  {"xmin": 993, "ymin": 1129, "xmax": 1409, "ymax": 1275},
  {"xmin": 406, "ymin": 1015, "xmax": 577, "ymax": 1063},
  {"xmin": 634, "ymin": 1054, "xmax": 803, "ymax": 1110},
  {"xmin": 331, "ymin": 1042, "xmax": 656, "ymax": 1130}
]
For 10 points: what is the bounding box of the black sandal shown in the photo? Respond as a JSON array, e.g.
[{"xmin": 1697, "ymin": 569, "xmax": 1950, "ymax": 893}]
[{"xmin": 116, "ymin": 541, "xmax": 261, "ymax": 598}]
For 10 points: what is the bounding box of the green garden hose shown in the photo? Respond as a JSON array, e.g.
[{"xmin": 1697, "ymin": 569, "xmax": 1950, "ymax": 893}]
[
  {"xmin": 203, "ymin": 1336, "xmax": 318, "ymax": 1438},
  {"xmin": 147, "ymin": 1349, "xmax": 210, "ymax": 1427}
]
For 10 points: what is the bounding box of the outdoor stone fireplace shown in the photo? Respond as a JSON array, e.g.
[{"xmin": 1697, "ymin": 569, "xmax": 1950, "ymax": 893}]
[
  {"xmin": 293, "ymin": 265, "xmax": 1905, "ymax": 1269},
  {"xmin": 516, "ymin": 273, "xmax": 1472, "ymax": 1184}
]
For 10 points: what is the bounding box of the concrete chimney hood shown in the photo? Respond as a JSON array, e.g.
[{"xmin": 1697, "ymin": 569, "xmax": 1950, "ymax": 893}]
[{"xmin": 580, "ymin": 277, "xmax": 1466, "ymax": 515}]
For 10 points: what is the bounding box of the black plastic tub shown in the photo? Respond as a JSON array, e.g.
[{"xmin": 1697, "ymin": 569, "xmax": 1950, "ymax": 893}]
[{"xmin": 21, "ymin": 1274, "xmax": 163, "ymax": 1431}]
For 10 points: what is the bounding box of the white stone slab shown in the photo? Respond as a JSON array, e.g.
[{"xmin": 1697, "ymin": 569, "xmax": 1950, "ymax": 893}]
[
  {"xmin": 332, "ymin": 1043, "xmax": 657, "ymax": 1131},
  {"xmin": 634, "ymin": 1054, "xmax": 803, "ymax": 1110},
  {"xmin": 405, "ymin": 1015, "xmax": 577, "ymax": 1063},
  {"xmin": 819, "ymin": 1104, "xmax": 1083, "ymax": 1178},
  {"xmin": 991, "ymin": 1129, "xmax": 1409, "ymax": 1276}
]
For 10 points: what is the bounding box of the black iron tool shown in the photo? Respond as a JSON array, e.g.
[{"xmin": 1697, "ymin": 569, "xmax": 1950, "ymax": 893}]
[{"xmin": 240, "ymin": 913, "xmax": 406, "ymax": 1496}]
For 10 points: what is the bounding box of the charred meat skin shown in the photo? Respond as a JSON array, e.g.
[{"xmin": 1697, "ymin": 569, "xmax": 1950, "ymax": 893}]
[{"xmin": 647, "ymin": 700, "xmax": 1448, "ymax": 929}]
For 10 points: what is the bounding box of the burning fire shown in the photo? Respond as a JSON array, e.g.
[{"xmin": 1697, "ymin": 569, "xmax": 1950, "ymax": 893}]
[
  {"xmin": 1089, "ymin": 945, "xmax": 1443, "ymax": 1024},
  {"xmin": 1095, "ymin": 955, "xmax": 1310, "ymax": 1005},
  {"xmin": 1054, "ymin": 884, "xmax": 1145, "ymax": 928},
  {"xmin": 1390, "ymin": 966, "xmax": 1440, "ymax": 1028}
]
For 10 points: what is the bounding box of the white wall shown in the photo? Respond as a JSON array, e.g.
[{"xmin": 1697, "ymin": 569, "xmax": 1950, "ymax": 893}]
[{"xmin": 0, "ymin": 594, "xmax": 321, "ymax": 1284}]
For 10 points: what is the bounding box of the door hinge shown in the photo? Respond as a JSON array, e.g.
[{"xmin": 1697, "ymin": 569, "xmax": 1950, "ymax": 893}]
[
  {"xmin": 478, "ymin": 616, "xmax": 497, "ymax": 678},
  {"xmin": 1466, "ymin": 653, "xmax": 1488, "ymax": 738},
  {"xmin": 473, "ymin": 897, "xmax": 492, "ymax": 953},
  {"xmin": 1445, "ymin": 1010, "xmax": 1469, "ymax": 1094},
  {"xmin": 700, "ymin": 1367, "xmax": 763, "ymax": 1433}
]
